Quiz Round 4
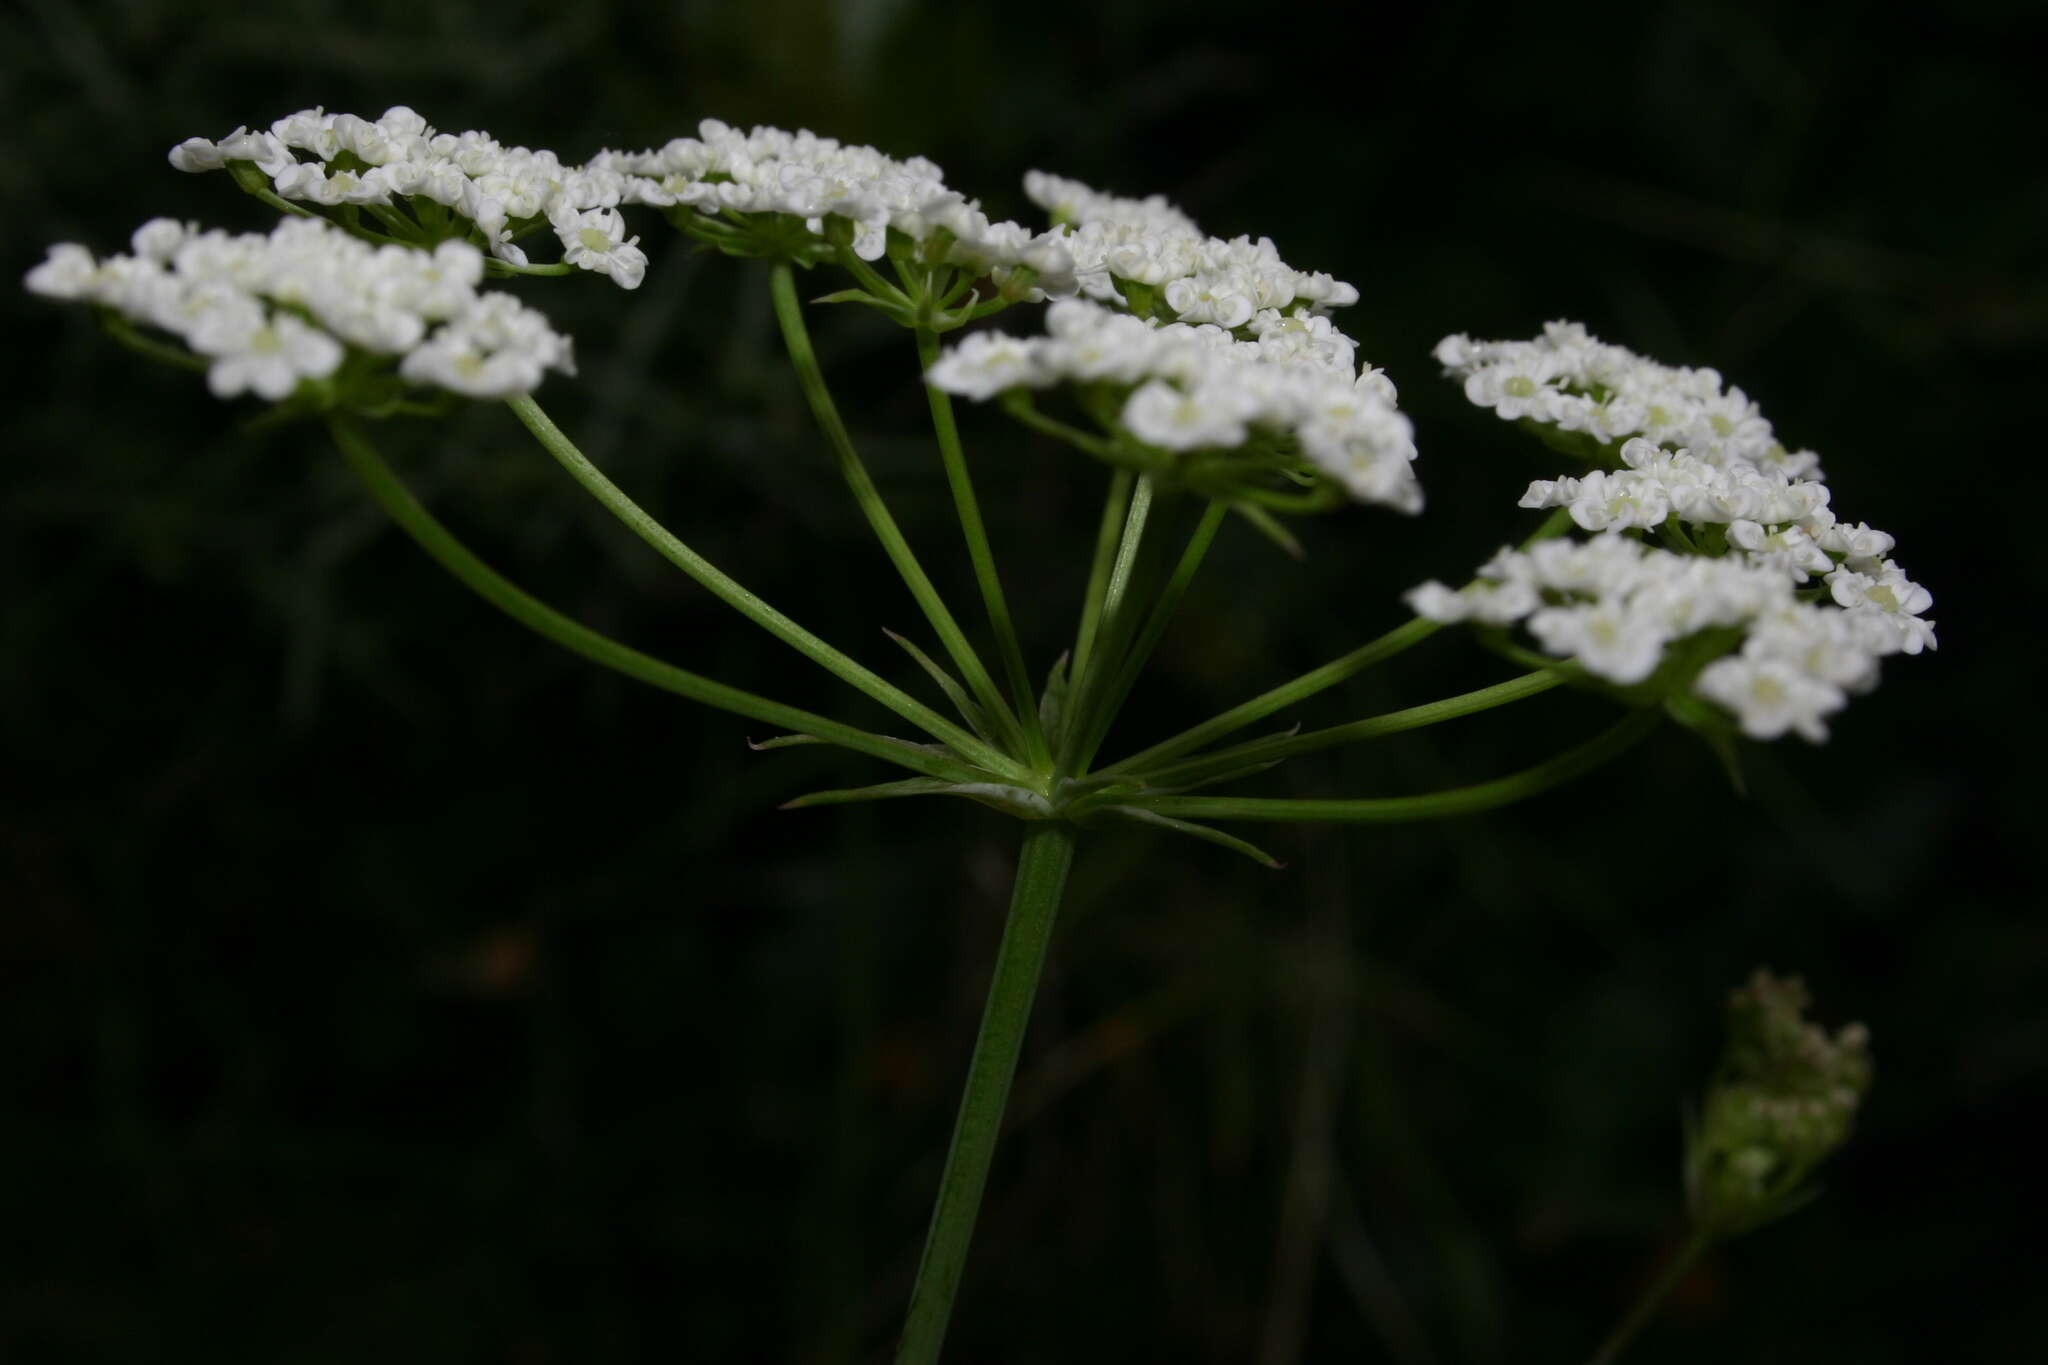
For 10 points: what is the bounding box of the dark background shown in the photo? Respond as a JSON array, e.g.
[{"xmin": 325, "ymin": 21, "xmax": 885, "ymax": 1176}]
[{"xmin": 3, "ymin": 2, "xmax": 2041, "ymax": 1361}]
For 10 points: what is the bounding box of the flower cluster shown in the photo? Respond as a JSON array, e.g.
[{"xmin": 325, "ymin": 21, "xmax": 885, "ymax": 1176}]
[
  {"xmin": 1410, "ymin": 324, "xmax": 1934, "ymax": 742},
  {"xmin": 593, "ymin": 120, "xmax": 1076, "ymax": 291},
  {"xmin": 929, "ymin": 298, "xmax": 1420, "ymax": 512},
  {"xmin": 1023, "ymin": 171, "xmax": 1358, "ymax": 328},
  {"xmin": 1687, "ymin": 969, "xmax": 1872, "ymax": 1237},
  {"xmin": 25, "ymin": 216, "xmax": 574, "ymax": 401},
  {"xmin": 170, "ymin": 106, "xmax": 650, "ymax": 288},
  {"xmin": 1435, "ymin": 320, "xmax": 1820, "ymax": 478}
]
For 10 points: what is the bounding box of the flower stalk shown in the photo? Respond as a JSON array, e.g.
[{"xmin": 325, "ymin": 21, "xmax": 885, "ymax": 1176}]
[{"xmin": 896, "ymin": 822, "xmax": 1078, "ymax": 1365}]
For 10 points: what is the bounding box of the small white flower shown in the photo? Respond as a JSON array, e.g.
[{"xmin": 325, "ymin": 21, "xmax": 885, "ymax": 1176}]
[
  {"xmin": 1163, "ymin": 277, "xmax": 1255, "ymax": 329},
  {"xmin": 1528, "ymin": 603, "xmax": 1670, "ymax": 685},
  {"xmin": 1121, "ymin": 380, "xmax": 1254, "ymax": 451},
  {"xmin": 1564, "ymin": 470, "xmax": 1670, "ymax": 532},
  {"xmin": 167, "ymin": 136, "xmax": 227, "ymax": 173},
  {"xmin": 924, "ymin": 331, "xmax": 1042, "ymax": 400},
  {"xmin": 130, "ymin": 218, "xmax": 191, "ymax": 262},
  {"xmin": 1695, "ymin": 657, "xmax": 1845, "ymax": 742},
  {"xmin": 550, "ymin": 204, "xmax": 648, "ymax": 289},
  {"xmin": 24, "ymin": 243, "xmax": 100, "ymax": 298},
  {"xmin": 1826, "ymin": 563, "xmax": 1933, "ymax": 618},
  {"xmin": 191, "ymin": 302, "xmax": 345, "ymax": 401}
]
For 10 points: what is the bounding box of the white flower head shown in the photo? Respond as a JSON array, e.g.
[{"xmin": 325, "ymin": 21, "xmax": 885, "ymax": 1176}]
[
  {"xmin": 25, "ymin": 215, "xmax": 575, "ymax": 404},
  {"xmin": 927, "ymin": 299, "xmax": 1420, "ymax": 514},
  {"xmin": 170, "ymin": 107, "xmax": 656, "ymax": 289}
]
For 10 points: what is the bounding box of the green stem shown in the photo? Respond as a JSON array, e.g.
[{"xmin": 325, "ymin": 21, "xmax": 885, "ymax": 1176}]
[
  {"xmin": 1131, "ymin": 669, "xmax": 1565, "ymax": 790},
  {"xmin": 325, "ymin": 413, "xmax": 988, "ymax": 785},
  {"xmin": 1099, "ymin": 617, "xmax": 1442, "ymax": 777},
  {"xmin": 101, "ymin": 315, "xmax": 208, "ymax": 372},
  {"xmin": 1074, "ymin": 497, "xmax": 1228, "ymax": 772},
  {"xmin": 361, "ymin": 201, "xmax": 424, "ymax": 242},
  {"xmin": 485, "ymin": 259, "xmax": 578, "ymax": 278},
  {"xmin": 1094, "ymin": 509, "xmax": 1582, "ymax": 779},
  {"xmin": 914, "ymin": 328, "xmax": 1049, "ymax": 769},
  {"xmin": 1583, "ymin": 1228, "xmax": 1713, "ymax": 1365},
  {"xmin": 836, "ymin": 245, "xmax": 914, "ymax": 307},
  {"xmin": 1060, "ymin": 475, "xmax": 1155, "ymax": 769},
  {"xmin": 505, "ymin": 395, "xmax": 1026, "ymax": 781},
  {"xmin": 1003, "ymin": 396, "xmax": 1116, "ymax": 459},
  {"xmin": 1070, "ymin": 470, "xmax": 1135, "ymax": 687},
  {"xmin": 895, "ymin": 822, "xmax": 1078, "ymax": 1365},
  {"xmin": 1125, "ymin": 708, "xmax": 1660, "ymax": 823},
  {"xmin": 768, "ymin": 262, "xmax": 1027, "ymax": 757}
]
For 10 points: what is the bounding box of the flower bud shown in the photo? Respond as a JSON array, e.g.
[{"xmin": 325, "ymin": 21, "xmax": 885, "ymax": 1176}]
[{"xmin": 1685, "ymin": 968, "xmax": 1872, "ymax": 1237}]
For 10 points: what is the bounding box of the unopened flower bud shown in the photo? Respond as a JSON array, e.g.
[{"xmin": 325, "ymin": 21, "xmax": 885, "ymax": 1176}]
[{"xmin": 1685, "ymin": 968, "xmax": 1872, "ymax": 1237}]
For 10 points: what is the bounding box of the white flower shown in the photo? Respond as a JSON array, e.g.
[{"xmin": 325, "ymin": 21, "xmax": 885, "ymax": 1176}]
[
  {"xmin": 1815, "ymin": 520, "xmax": 1896, "ymax": 571},
  {"xmin": 189, "ymin": 301, "xmax": 344, "ymax": 400},
  {"xmin": 1163, "ymin": 277, "xmax": 1256, "ymax": 329},
  {"xmin": 1406, "ymin": 576, "xmax": 1538, "ymax": 625},
  {"xmin": 24, "ymin": 243, "xmax": 100, "ymax": 298},
  {"xmin": 1122, "ymin": 380, "xmax": 1254, "ymax": 451},
  {"xmin": 130, "ymin": 218, "xmax": 192, "ymax": 262},
  {"xmin": 1727, "ymin": 520, "xmax": 1832, "ymax": 580},
  {"xmin": 1529, "ymin": 603, "xmax": 1670, "ymax": 684},
  {"xmin": 550, "ymin": 204, "xmax": 648, "ymax": 289},
  {"xmin": 167, "ymin": 136, "xmax": 227, "ymax": 173},
  {"xmin": 923, "ymin": 331, "xmax": 1041, "ymax": 399},
  {"xmin": 1826, "ymin": 563, "xmax": 1933, "ymax": 619},
  {"xmin": 1560, "ymin": 470, "xmax": 1670, "ymax": 532},
  {"xmin": 1695, "ymin": 657, "xmax": 1846, "ymax": 742}
]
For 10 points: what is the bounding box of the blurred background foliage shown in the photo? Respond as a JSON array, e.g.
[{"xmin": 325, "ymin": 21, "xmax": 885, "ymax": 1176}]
[{"xmin": 1, "ymin": 0, "xmax": 2041, "ymax": 1360}]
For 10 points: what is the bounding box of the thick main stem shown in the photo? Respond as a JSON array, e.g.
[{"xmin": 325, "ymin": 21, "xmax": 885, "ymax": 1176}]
[
  {"xmin": 767, "ymin": 261, "xmax": 1027, "ymax": 756},
  {"xmin": 896, "ymin": 822, "xmax": 1078, "ymax": 1365}
]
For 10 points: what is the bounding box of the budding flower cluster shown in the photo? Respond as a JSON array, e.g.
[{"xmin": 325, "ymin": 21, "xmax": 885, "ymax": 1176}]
[
  {"xmin": 929, "ymin": 299, "xmax": 1419, "ymax": 512},
  {"xmin": 1686, "ymin": 969, "xmax": 1872, "ymax": 1238},
  {"xmin": 25, "ymin": 217, "xmax": 573, "ymax": 402},
  {"xmin": 170, "ymin": 106, "xmax": 650, "ymax": 287},
  {"xmin": 1410, "ymin": 324, "xmax": 1935, "ymax": 742}
]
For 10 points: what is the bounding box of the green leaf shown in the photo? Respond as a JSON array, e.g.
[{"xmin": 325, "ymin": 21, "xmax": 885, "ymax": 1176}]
[
  {"xmin": 1664, "ymin": 694, "xmax": 1748, "ymax": 796},
  {"xmin": 780, "ymin": 777, "xmax": 1057, "ymax": 818},
  {"xmin": 1514, "ymin": 416, "xmax": 1622, "ymax": 467},
  {"xmin": 1037, "ymin": 650, "xmax": 1071, "ymax": 747},
  {"xmin": 885, "ymin": 629, "xmax": 995, "ymax": 743},
  {"xmin": 1231, "ymin": 502, "xmax": 1304, "ymax": 559},
  {"xmin": 1102, "ymin": 806, "xmax": 1286, "ymax": 869},
  {"xmin": 782, "ymin": 778, "xmax": 957, "ymax": 810},
  {"xmin": 746, "ymin": 733, "xmax": 831, "ymax": 751}
]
